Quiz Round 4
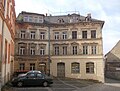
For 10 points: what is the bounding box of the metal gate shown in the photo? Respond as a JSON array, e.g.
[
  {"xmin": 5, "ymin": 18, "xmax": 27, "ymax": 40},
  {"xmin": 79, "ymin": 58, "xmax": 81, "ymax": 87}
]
[{"xmin": 57, "ymin": 62, "xmax": 65, "ymax": 78}]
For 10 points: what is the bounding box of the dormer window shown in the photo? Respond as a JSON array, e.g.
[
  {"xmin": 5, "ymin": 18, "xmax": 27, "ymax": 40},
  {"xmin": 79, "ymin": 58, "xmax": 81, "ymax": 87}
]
[{"xmin": 58, "ymin": 18, "xmax": 64, "ymax": 23}]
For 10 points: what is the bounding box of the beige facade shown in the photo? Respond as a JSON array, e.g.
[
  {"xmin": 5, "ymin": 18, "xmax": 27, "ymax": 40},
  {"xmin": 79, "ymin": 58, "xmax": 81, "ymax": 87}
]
[
  {"xmin": 15, "ymin": 11, "xmax": 104, "ymax": 82},
  {"xmin": 0, "ymin": 0, "xmax": 16, "ymax": 86}
]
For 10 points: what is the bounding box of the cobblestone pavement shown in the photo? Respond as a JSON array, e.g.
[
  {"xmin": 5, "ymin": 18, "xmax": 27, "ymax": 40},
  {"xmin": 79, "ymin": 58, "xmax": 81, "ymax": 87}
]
[{"xmin": 2, "ymin": 78, "xmax": 120, "ymax": 91}]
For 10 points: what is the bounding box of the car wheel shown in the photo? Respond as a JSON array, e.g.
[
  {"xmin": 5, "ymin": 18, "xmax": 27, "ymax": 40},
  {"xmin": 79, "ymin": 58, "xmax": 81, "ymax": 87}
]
[
  {"xmin": 17, "ymin": 81, "xmax": 23, "ymax": 87},
  {"xmin": 43, "ymin": 81, "xmax": 48, "ymax": 87}
]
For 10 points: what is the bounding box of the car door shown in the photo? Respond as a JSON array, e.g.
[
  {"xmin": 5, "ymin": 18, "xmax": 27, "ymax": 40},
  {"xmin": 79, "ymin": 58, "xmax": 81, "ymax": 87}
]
[
  {"xmin": 36, "ymin": 73, "xmax": 45, "ymax": 85},
  {"xmin": 24, "ymin": 73, "xmax": 36, "ymax": 86}
]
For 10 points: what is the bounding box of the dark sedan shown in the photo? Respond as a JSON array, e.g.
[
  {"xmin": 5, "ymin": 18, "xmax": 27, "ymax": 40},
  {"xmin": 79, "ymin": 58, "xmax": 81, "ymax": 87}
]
[{"xmin": 11, "ymin": 71, "xmax": 53, "ymax": 87}]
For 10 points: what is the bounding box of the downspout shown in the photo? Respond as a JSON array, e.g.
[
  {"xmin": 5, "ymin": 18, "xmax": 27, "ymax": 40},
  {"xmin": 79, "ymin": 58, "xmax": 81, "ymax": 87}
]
[{"xmin": 1, "ymin": 0, "xmax": 6, "ymax": 86}]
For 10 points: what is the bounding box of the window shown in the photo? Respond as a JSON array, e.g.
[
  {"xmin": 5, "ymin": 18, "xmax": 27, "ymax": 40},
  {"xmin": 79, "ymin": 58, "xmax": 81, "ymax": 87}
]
[
  {"xmin": 71, "ymin": 62, "xmax": 80, "ymax": 73},
  {"xmin": 30, "ymin": 48, "xmax": 35, "ymax": 55},
  {"xmin": 30, "ymin": 63, "xmax": 35, "ymax": 70},
  {"xmin": 73, "ymin": 46, "xmax": 77, "ymax": 55},
  {"xmin": 19, "ymin": 47, "xmax": 25, "ymax": 55},
  {"xmin": 63, "ymin": 46, "xmax": 67, "ymax": 55},
  {"xmin": 27, "ymin": 73, "xmax": 35, "ymax": 78},
  {"xmin": 24, "ymin": 16, "xmax": 28, "ymax": 22},
  {"xmin": 34, "ymin": 17, "xmax": 38, "ymax": 23},
  {"xmin": 19, "ymin": 63, "xmax": 25, "ymax": 70},
  {"xmin": 86, "ymin": 62, "xmax": 94, "ymax": 73},
  {"xmin": 83, "ymin": 45, "xmax": 88, "ymax": 54},
  {"xmin": 29, "ymin": 16, "xmax": 33, "ymax": 22},
  {"xmin": 20, "ymin": 31, "xmax": 25, "ymax": 39},
  {"xmin": 37, "ymin": 73, "xmax": 43, "ymax": 78},
  {"xmin": 30, "ymin": 31, "xmax": 35, "ymax": 39},
  {"xmin": 40, "ymin": 32, "xmax": 45, "ymax": 40},
  {"xmin": 91, "ymin": 45, "xmax": 97, "ymax": 54},
  {"xmin": 72, "ymin": 31, "xmax": 77, "ymax": 39},
  {"xmin": 39, "ymin": 16, "xmax": 43, "ymax": 23},
  {"xmin": 54, "ymin": 32, "xmax": 59, "ymax": 40},
  {"xmin": 91, "ymin": 30, "xmax": 96, "ymax": 38},
  {"xmin": 54, "ymin": 46, "xmax": 59, "ymax": 55},
  {"xmin": 82, "ymin": 31, "xmax": 87, "ymax": 39},
  {"xmin": 40, "ymin": 48, "xmax": 45, "ymax": 55},
  {"xmin": 62, "ymin": 31, "xmax": 67, "ymax": 39}
]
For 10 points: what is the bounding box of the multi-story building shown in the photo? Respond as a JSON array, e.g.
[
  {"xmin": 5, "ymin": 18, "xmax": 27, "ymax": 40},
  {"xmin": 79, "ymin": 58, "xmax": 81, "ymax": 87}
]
[
  {"xmin": 0, "ymin": 0, "xmax": 16, "ymax": 86},
  {"xmin": 15, "ymin": 11, "xmax": 104, "ymax": 82}
]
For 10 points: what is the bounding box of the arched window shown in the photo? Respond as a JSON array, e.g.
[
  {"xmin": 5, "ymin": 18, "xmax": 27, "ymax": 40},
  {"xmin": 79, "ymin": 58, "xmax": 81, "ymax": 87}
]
[
  {"xmin": 71, "ymin": 62, "xmax": 80, "ymax": 73},
  {"xmin": 86, "ymin": 62, "xmax": 94, "ymax": 73}
]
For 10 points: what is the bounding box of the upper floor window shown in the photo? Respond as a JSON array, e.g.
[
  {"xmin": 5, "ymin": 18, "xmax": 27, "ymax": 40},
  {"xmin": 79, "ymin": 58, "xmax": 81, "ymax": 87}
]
[
  {"xmin": 86, "ymin": 62, "xmax": 94, "ymax": 74},
  {"xmin": 20, "ymin": 31, "xmax": 25, "ymax": 39},
  {"xmin": 71, "ymin": 62, "xmax": 80, "ymax": 74},
  {"xmin": 54, "ymin": 46, "xmax": 59, "ymax": 55},
  {"xmin": 30, "ymin": 31, "xmax": 35, "ymax": 39},
  {"xmin": 63, "ymin": 46, "xmax": 67, "ymax": 55},
  {"xmin": 54, "ymin": 32, "xmax": 59, "ymax": 40},
  {"xmin": 30, "ymin": 63, "xmax": 35, "ymax": 70},
  {"xmin": 19, "ymin": 46, "xmax": 25, "ymax": 55},
  {"xmin": 30, "ymin": 48, "xmax": 35, "ymax": 55},
  {"xmin": 29, "ymin": 16, "xmax": 33, "ymax": 22},
  {"xmin": 40, "ymin": 32, "xmax": 45, "ymax": 40},
  {"xmin": 34, "ymin": 17, "xmax": 38, "ymax": 23},
  {"xmin": 91, "ymin": 45, "xmax": 97, "ymax": 54},
  {"xmin": 39, "ymin": 17, "xmax": 43, "ymax": 23},
  {"xmin": 91, "ymin": 30, "xmax": 96, "ymax": 38},
  {"xmin": 72, "ymin": 46, "xmax": 77, "ymax": 55},
  {"xmin": 82, "ymin": 31, "xmax": 87, "ymax": 39},
  {"xmin": 83, "ymin": 45, "xmax": 88, "ymax": 54},
  {"xmin": 72, "ymin": 31, "xmax": 77, "ymax": 39},
  {"xmin": 40, "ymin": 47, "xmax": 45, "ymax": 55},
  {"xmin": 24, "ymin": 16, "xmax": 28, "ymax": 22},
  {"xmin": 62, "ymin": 31, "xmax": 67, "ymax": 39},
  {"xmin": 19, "ymin": 63, "xmax": 25, "ymax": 70}
]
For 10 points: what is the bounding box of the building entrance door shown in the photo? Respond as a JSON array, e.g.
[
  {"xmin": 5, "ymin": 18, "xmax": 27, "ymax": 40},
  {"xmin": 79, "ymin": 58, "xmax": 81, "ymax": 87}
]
[{"xmin": 57, "ymin": 62, "xmax": 65, "ymax": 78}]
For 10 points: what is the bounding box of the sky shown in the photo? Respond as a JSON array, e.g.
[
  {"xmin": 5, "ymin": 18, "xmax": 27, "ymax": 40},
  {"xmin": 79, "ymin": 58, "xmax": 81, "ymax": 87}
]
[{"xmin": 15, "ymin": 0, "xmax": 120, "ymax": 54}]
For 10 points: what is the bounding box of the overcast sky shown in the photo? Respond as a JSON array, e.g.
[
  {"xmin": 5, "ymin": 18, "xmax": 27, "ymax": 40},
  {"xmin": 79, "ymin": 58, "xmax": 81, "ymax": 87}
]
[{"xmin": 15, "ymin": 0, "xmax": 120, "ymax": 54}]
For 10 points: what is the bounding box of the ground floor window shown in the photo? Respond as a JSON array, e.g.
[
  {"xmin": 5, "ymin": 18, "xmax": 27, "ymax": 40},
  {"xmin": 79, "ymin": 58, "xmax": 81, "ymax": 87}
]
[
  {"xmin": 19, "ymin": 63, "xmax": 25, "ymax": 70},
  {"xmin": 71, "ymin": 62, "xmax": 80, "ymax": 73},
  {"xmin": 30, "ymin": 63, "xmax": 35, "ymax": 70},
  {"xmin": 86, "ymin": 62, "xmax": 94, "ymax": 73}
]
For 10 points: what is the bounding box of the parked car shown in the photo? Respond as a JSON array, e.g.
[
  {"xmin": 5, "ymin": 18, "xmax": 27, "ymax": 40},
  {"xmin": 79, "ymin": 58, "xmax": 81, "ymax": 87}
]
[{"xmin": 11, "ymin": 70, "xmax": 53, "ymax": 87}]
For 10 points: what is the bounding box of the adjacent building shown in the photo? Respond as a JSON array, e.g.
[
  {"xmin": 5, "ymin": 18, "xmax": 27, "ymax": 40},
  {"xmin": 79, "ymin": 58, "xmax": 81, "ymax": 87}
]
[
  {"xmin": 15, "ymin": 11, "xmax": 104, "ymax": 82},
  {"xmin": 105, "ymin": 40, "xmax": 120, "ymax": 79},
  {"xmin": 0, "ymin": 0, "xmax": 16, "ymax": 86}
]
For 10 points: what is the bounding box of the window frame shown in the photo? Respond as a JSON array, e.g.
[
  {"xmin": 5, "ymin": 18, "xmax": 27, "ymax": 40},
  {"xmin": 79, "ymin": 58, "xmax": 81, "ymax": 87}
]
[
  {"xmin": 86, "ymin": 62, "xmax": 94, "ymax": 74},
  {"xmin": 71, "ymin": 62, "xmax": 80, "ymax": 74}
]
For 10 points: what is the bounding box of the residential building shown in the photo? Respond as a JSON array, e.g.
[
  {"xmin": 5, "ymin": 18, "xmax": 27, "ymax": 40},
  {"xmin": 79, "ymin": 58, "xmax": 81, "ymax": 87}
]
[
  {"xmin": 0, "ymin": 0, "xmax": 16, "ymax": 86},
  {"xmin": 15, "ymin": 11, "xmax": 104, "ymax": 82},
  {"xmin": 105, "ymin": 40, "xmax": 120, "ymax": 79}
]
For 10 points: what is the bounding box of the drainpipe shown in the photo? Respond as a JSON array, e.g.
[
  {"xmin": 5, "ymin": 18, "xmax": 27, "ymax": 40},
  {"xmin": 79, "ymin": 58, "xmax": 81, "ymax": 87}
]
[
  {"xmin": 1, "ymin": 0, "xmax": 6, "ymax": 87},
  {"xmin": 48, "ymin": 24, "xmax": 50, "ymax": 76}
]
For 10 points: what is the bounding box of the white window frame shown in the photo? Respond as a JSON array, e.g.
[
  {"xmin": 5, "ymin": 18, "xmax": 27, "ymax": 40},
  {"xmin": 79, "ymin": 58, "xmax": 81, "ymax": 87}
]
[
  {"xmin": 73, "ymin": 46, "xmax": 77, "ymax": 55},
  {"xmin": 30, "ymin": 31, "xmax": 35, "ymax": 39},
  {"xmin": 62, "ymin": 31, "xmax": 67, "ymax": 39},
  {"xmin": 20, "ymin": 31, "xmax": 25, "ymax": 39},
  {"xmin": 19, "ymin": 47, "xmax": 25, "ymax": 55},
  {"xmin": 40, "ymin": 48, "xmax": 45, "ymax": 55},
  {"xmin": 40, "ymin": 32, "xmax": 45, "ymax": 40},
  {"xmin": 54, "ymin": 32, "xmax": 59, "ymax": 40},
  {"xmin": 30, "ymin": 48, "xmax": 35, "ymax": 55}
]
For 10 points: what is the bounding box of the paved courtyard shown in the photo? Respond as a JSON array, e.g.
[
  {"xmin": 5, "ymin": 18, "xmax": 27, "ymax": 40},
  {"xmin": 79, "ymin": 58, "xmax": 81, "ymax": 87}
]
[{"xmin": 2, "ymin": 78, "xmax": 120, "ymax": 91}]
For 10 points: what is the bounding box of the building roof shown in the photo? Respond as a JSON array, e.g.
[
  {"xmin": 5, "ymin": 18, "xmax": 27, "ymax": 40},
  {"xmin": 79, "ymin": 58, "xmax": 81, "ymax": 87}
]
[{"xmin": 105, "ymin": 40, "xmax": 120, "ymax": 62}]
